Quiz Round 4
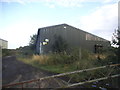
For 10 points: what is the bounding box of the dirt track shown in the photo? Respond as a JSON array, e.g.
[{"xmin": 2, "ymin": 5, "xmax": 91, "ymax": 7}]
[{"xmin": 2, "ymin": 56, "xmax": 68, "ymax": 88}]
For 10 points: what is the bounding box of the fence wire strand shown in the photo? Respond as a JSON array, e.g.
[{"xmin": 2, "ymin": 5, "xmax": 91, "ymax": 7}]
[
  {"xmin": 65, "ymin": 74, "xmax": 120, "ymax": 88},
  {"xmin": 2, "ymin": 63, "xmax": 120, "ymax": 88}
]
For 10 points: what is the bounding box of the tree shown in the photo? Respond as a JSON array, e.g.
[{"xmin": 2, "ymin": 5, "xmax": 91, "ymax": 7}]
[
  {"xmin": 112, "ymin": 27, "xmax": 120, "ymax": 63},
  {"xmin": 29, "ymin": 34, "xmax": 37, "ymax": 52},
  {"xmin": 52, "ymin": 35, "xmax": 68, "ymax": 53}
]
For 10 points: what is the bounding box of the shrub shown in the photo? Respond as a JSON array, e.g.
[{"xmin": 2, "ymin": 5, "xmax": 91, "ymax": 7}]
[
  {"xmin": 2, "ymin": 49, "xmax": 15, "ymax": 57},
  {"xmin": 31, "ymin": 48, "xmax": 95, "ymax": 66},
  {"xmin": 48, "ymin": 52, "xmax": 71, "ymax": 65},
  {"xmin": 17, "ymin": 46, "xmax": 119, "ymax": 85},
  {"xmin": 52, "ymin": 35, "xmax": 68, "ymax": 53}
]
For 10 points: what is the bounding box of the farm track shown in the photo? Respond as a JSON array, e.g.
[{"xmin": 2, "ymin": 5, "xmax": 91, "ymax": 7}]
[{"xmin": 2, "ymin": 56, "xmax": 68, "ymax": 88}]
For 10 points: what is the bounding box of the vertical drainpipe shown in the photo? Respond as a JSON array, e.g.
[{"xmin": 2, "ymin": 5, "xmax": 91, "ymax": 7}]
[
  {"xmin": 39, "ymin": 42, "xmax": 42, "ymax": 54},
  {"xmin": 39, "ymin": 29, "xmax": 42, "ymax": 54}
]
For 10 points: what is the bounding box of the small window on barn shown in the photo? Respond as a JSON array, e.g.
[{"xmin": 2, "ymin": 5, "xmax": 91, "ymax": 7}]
[{"xmin": 86, "ymin": 34, "xmax": 96, "ymax": 41}]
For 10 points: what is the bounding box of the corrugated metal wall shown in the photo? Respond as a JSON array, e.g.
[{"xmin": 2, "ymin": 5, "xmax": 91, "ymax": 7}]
[
  {"xmin": 0, "ymin": 39, "xmax": 8, "ymax": 49},
  {"xmin": 36, "ymin": 24, "xmax": 110, "ymax": 54}
]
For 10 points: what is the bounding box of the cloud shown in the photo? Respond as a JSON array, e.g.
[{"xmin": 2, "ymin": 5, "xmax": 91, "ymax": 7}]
[
  {"xmin": 45, "ymin": 3, "xmax": 55, "ymax": 8},
  {"xmin": 1, "ymin": 0, "xmax": 119, "ymax": 7},
  {"xmin": 76, "ymin": 3, "xmax": 118, "ymax": 40},
  {"xmin": 47, "ymin": 0, "xmax": 83, "ymax": 7},
  {"xmin": 0, "ymin": 19, "xmax": 56, "ymax": 49},
  {"xmin": 0, "ymin": 21, "xmax": 39, "ymax": 49},
  {"xmin": 0, "ymin": 0, "xmax": 25, "ymax": 4}
]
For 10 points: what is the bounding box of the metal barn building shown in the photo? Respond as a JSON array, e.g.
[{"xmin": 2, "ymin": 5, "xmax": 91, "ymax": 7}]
[
  {"xmin": 0, "ymin": 38, "xmax": 8, "ymax": 49},
  {"xmin": 36, "ymin": 24, "xmax": 110, "ymax": 54}
]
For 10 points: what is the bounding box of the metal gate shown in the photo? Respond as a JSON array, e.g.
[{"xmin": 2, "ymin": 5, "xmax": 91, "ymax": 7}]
[{"xmin": 2, "ymin": 63, "xmax": 120, "ymax": 88}]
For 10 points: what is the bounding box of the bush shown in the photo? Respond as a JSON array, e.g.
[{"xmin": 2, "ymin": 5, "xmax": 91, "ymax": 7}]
[
  {"xmin": 52, "ymin": 35, "xmax": 68, "ymax": 53},
  {"xmin": 2, "ymin": 49, "xmax": 15, "ymax": 57},
  {"xmin": 48, "ymin": 52, "xmax": 72, "ymax": 65},
  {"xmin": 17, "ymin": 47, "xmax": 120, "ymax": 85},
  {"xmin": 29, "ymin": 48, "xmax": 95, "ymax": 67}
]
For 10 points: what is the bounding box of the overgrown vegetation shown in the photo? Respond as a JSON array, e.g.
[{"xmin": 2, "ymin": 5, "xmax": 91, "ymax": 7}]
[
  {"xmin": 2, "ymin": 49, "xmax": 16, "ymax": 57},
  {"xmin": 112, "ymin": 27, "xmax": 120, "ymax": 63},
  {"xmin": 52, "ymin": 35, "xmax": 68, "ymax": 53},
  {"xmin": 17, "ymin": 47, "xmax": 119, "ymax": 83},
  {"xmin": 29, "ymin": 34, "xmax": 37, "ymax": 53},
  {"xmin": 16, "ymin": 46, "xmax": 34, "ymax": 57}
]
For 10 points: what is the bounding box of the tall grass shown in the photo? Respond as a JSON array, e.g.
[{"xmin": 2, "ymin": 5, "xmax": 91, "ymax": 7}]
[
  {"xmin": 17, "ymin": 48, "xmax": 111, "ymax": 69},
  {"xmin": 32, "ymin": 55, "xmax": 49, "ymax": 65},
  {"xmin": 16, "ymin": 47, "xmax": 119, "ymax": 85},
  {"xmin": 17, "ymin": 48, "xmax": 119, "ymax": 85},
  {"xmin": 17, "ymin": 48, "xmax": 101, "ymax": 72}
]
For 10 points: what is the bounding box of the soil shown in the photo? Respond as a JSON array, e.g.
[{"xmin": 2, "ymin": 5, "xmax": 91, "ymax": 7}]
[{"xmin": 2, "ymin": 56, "xmax": 68, "ymax": 88}]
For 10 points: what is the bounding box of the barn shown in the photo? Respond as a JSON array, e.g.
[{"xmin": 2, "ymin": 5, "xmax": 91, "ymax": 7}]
[
  {"xmin": 0, "ymin": 38, "xmax": 8, "ymax": 49},
  {"xmin": 36, "ymin": 24, "xmax": 110, "ymax": 54}
]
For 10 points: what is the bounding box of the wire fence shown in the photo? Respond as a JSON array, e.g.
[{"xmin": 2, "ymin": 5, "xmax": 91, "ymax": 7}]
[{"xmin": 2, "ymin": 63, "xmax": 120, "ymax": 88}]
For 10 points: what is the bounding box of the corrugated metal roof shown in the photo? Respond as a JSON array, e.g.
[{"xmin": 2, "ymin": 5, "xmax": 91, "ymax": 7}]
[
  {"xmin": 0, "ymin": 38, "xmax": 8, "ymax": 42},
  {"xmin": 38, "ymin": 23, "xmax": 109, "ymax": 42}
]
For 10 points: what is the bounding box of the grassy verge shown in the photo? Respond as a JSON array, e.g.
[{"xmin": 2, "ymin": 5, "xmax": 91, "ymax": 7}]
[
  {"xmin": 17, "ymin": 55, "xmax": 78, "ymax": 73},
  {"xmin": 17, "ymin": 49, "xmax": 96, "ymax": 73},
  {"xmin": 16, "ymin": 48, "xmax": 119, "ymax": 83}
]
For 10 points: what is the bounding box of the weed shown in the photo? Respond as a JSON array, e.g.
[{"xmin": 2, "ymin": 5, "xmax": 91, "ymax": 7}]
[{"xmin": 16, "ymin": 47, "xmax": 119, "ymax": 83}]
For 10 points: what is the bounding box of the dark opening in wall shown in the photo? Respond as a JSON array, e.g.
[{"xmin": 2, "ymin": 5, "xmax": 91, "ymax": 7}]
[{"xmin": 94, "ymin": 44, "xmax": 103, "ymax": 53}]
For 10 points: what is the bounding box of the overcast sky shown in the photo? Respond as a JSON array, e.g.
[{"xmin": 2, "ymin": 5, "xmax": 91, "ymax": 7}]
[{"xmin": 0, "ymin": 0, "xmax": 119, "ymax": 49}]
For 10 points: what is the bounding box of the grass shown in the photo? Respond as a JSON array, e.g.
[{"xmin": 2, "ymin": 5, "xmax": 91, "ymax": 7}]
[
  {"xmin": 17, "ymin": 49, "xmax": 96, "ymax": 73},
  {"xmin": 17, "ymin": 55, "xmax": 77, "ymax": 73},
  {"xmin": 16, "ymin": 48, "xmax": 119, "ymax": 83}
]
